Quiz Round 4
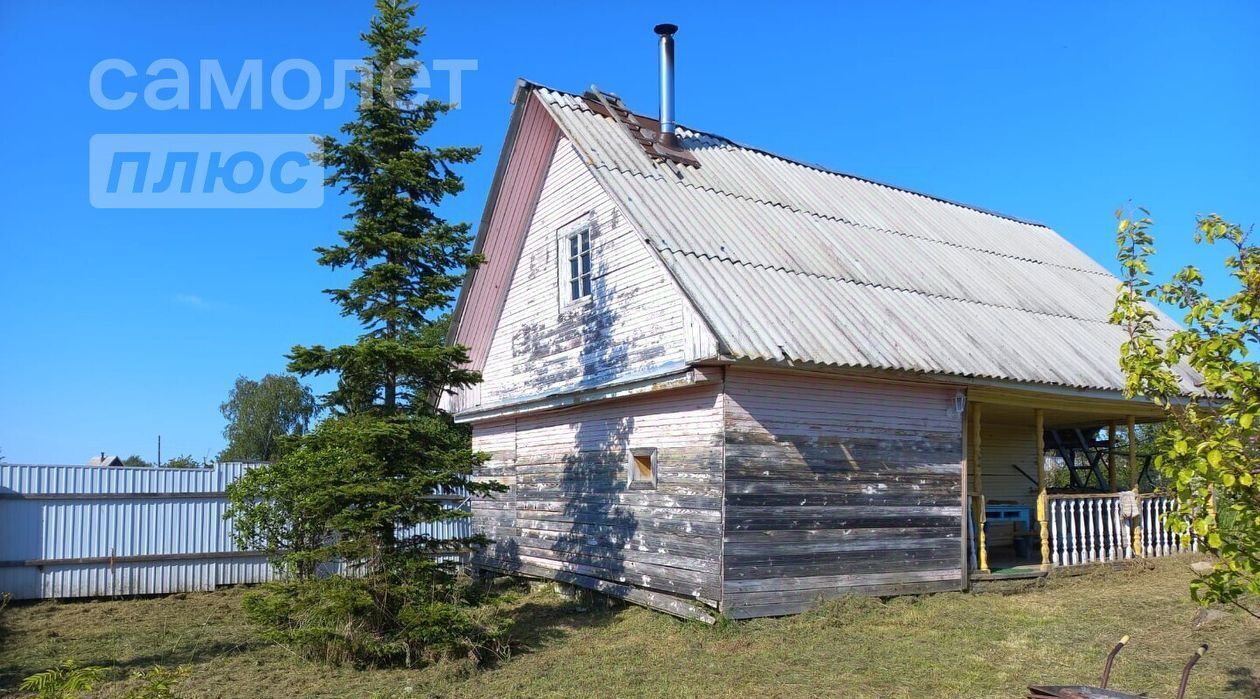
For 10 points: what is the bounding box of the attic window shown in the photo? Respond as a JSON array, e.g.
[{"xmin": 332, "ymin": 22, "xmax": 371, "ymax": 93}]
[
  {"xmin": 566, "ymin": 227, "xmax": 592, "ymax": 301},
  {"xmin": 628, "ymin": 447, "xmax": 657, "ymax": 489}
]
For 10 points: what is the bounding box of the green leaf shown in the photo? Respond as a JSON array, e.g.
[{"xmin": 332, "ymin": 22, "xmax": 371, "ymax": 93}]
[
  {"xmin": 1194, "ymin": 519, "xmax": 1210, "ymax": 537},
  {"xmin": 1207, "ymin": 449, "xmax": 1223, "ymax": 468}
]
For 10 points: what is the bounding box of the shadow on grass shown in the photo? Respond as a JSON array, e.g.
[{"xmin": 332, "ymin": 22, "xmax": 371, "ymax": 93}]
[
  {"xmin": 0, "ymin": 635, "xmax": 262, "ymax": 689},
  {"xmin": 486, "ymin": 595, "xmax": 626, "ymax": 668},
  {"xmin": 1226, "ymin": 636, "xmax": 1260, "ymax": 698},
  {"xmin": 1226, "ymin": 666, "xmax": 1260, "ymax": 698}
]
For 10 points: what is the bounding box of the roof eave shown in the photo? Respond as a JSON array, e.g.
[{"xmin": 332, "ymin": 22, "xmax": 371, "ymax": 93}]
[
  {"xmin": 445, "ymin": 78, "xmax": 540, "ymax": 348},
  {"xmin": 715, "ymin": 355, "xmax": 1188, "ymax": 409}
]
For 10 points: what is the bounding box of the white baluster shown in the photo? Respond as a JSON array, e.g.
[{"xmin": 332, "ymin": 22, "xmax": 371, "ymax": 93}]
[
  {"xmin": 1084, "ymin": 499, "xmax": 1096, "ymax": 563},
  {"xmin": 1080, "ymin": 499, "xmax": 1091, "ymax": 564},
  {"xmin": 1164, "ymin": 501, "xmax": 1174, "ymax": 554},
  {"xmin": 1060, "ymin": 499, "xmax": 1070, "ymax": 566},
  {"xmin": 1079, "ymin": 498, "xmax": 1090, "ymax": 563},
  {"xmin": 1060, "ymin": 499, "xmax": 1071, "ymax": 566},
  {"xmin": 1108, "ymin": 501, "xmax": 1118, "ymax": 561},
  {"xmin": 1060, "ymin": 499, "xmax": 1070, "ymax": 565},
  {"xmin": 1058, "ymin": 501, "xmax": 1068, "ymax": 566},
  {"xmin": 1084, "ymin": 499, "xmax": 1095, "ymax": 563},
  {"xmin": 1103, "ymin": 498, "xmax": 1113, "ymax": 564},
  {"xmin": 1139, "ymin": 498, "xmax": 1148, "ymax": 556},
  {"xmin": 1159, "ymin": 498, "xmax": 1169, "ymax": 559},
  {"xmin": 1067, "ymin": 499, "xmax": 1078, "ymax": 565},
  {"xmin": 1144, "ymin": 498, "xmax": 1154, "ymax": 557},
  {"xmin": 1111, "ymin": 499, "xmax": 1122, "ymax": 560},
  {"xmin": 1094, "ymin": 499, "xmax": 1107, "ymax": 562},
  {"xmin": 1079, "ymin": 498, "xmax": 1088, "ymax": 564},
  {"xmin": 1122, "ymin": 504, "xmax": 1133, "ymax": 559},
  {"xmin": 1050, "ymin": 499, "xmax": 1060, "ymax": 566},
  {"xmin": 1098, "ymin": 499, "xmax": 1108, "ymax": 562}
]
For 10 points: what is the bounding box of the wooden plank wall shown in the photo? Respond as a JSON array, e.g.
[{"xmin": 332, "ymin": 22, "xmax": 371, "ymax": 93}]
[
  {"xmin": 721, "ymin": 368, "xmax": 965, "ymax": 618},
  {"xmin": 980, "ymin": 421, "xmax": 1039, "ymax": 505},
  {"xmin": 471, "ymin": 383, "xmax": 725, "ymax": 605},
  {"xmin": 469, "ymin": 419, "xmax": 519, "ymax": 566},
  {"xmin": 469, "ymin": 138, "xmax": 712, "ymax": 413}
]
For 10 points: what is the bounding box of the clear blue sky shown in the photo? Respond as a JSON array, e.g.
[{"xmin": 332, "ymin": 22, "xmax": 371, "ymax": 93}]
[{"xmin": 0, "ymin": 1, "xmax": 1255, "ymax": 464}]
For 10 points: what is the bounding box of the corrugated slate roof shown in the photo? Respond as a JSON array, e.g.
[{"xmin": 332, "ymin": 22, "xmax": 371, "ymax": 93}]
[{"xmin": 531, "ymin": 84, "xmax": 1196, "ymax": 393}]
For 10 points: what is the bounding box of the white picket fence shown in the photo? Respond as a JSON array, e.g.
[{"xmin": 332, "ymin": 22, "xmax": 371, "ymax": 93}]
[{"xmin": 1048, "ymin": 493, "xmax": 1194, "ymax": 567}]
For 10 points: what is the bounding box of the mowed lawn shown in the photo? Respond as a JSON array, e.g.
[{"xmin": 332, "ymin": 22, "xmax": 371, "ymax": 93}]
[{"xmin": 1, "ymin": 557, "xmax": 1257, "ymax": 699}]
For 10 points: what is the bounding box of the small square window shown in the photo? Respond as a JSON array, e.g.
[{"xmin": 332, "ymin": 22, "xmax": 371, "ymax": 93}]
[
  {"xmin": 565, "ymin": 227, "xmax": 592, "ymax": 302},
  {"xmin": 628, "ymin": 447, "xmax": 657, "ymax": 489}
]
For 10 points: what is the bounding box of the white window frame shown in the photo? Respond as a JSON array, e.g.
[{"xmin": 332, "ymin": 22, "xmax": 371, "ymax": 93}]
[
  {"xmin": 627, "ymin": 447, "xmax": 658, "ymax": 489},
  {"xmin": 557, "ymin": 216, "xmax": 594, "ymax": 307}
]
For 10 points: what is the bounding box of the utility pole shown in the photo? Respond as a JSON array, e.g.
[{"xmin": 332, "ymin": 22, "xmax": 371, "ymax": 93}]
[{"xmin": 157, "ymin": 435, "xmax": 162, "ymax": 468}]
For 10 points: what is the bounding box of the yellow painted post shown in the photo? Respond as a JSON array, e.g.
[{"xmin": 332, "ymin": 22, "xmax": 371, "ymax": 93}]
[
  {"xmin": 1036, "ymin": 409, "xmax": 1049, "ymax": 572},
  {"xmin": 972, "ymin": 403, "xmax": 990, "ymax": 573},
  {"xmin": 1107, "ymin": 421, "xmax": 1118, "ymax": 492},
  {"xmin": 1128, "ymin": 416, "xmax": 1142, "ymax": 556}
]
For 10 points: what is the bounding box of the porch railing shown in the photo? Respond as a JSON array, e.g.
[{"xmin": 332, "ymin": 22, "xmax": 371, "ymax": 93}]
[
  {"xmin": 1139, "ymin": 495, "xmax": 1197, "ymax": 558},
  {"xmin": 1047, "ymin": 493, "xmax": 1192, "ymax": 567}
]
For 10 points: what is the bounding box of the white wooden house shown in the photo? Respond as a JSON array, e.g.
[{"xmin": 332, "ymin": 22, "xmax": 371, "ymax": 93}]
[{"xmin": 444, "ymin": 34, "xmax": 1198, "ymax": 619}]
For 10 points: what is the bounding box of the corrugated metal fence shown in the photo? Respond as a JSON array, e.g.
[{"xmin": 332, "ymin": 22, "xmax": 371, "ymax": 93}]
[{"xmin": 0, "ymin": 462, "xmax": 471, "ymax": 600}]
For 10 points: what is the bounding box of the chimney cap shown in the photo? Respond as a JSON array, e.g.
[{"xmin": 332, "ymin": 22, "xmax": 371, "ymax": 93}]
[{"xmin": 654, "ymin": 23, "xmax": 678, "ymax": 36}]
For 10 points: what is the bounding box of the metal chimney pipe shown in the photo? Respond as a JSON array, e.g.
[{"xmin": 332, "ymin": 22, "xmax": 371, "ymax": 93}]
[{"xmin": 654, "ymin": 23, "xmax": 678, "ymax": 148}]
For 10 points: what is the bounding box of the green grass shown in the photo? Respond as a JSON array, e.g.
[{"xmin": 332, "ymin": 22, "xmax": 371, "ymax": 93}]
[{"xmin": 1, "ymin": 557, "xmax": 1257, "ymax": 698}]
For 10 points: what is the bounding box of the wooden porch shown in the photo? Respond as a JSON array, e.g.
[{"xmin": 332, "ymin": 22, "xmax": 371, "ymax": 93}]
[{"xmin": 963, "ymin": 388, "xmax": 1191, "ymax": 582}]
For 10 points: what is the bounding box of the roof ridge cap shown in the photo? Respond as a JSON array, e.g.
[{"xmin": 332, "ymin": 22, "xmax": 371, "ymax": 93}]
[{"xmin": 531, "ymin": 81, "xmax": 1052, "ymax": 230}]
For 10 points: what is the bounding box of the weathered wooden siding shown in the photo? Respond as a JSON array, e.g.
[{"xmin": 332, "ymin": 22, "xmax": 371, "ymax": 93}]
[
  {"xmin": 980, "ymin": 421, "xmax": 1039, "ymax": 505},
  {"xmin": 464, "ymin": 137, "xmax": 716, "ymax": 414},
  {"xmin": 721, "ymin": 368, "xmax": 965, "ymax": 618},
  {"xmin": 471, "ymin": 383, "xmax": 725, "ymax": 605},
  {"xmin": 469, "ymin": 419, "xmax": 519, "ymax": 566}
]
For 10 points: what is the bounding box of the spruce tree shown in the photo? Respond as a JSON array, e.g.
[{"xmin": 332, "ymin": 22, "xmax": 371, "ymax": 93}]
[{"xmin": 226, "ymin": 0, "xmax": 507, "ymax": 665}]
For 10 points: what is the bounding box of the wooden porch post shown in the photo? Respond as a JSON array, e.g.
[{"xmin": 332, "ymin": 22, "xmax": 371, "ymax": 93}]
[
  {"xmin": 1128, "ymin": 415, "xmax": 1141, "ymax": 556},
  {"xmin": 971, "ymin": 403, "xmax": 990, "ymax": 574},
  {"xmin": 1107, "ymin": 421, "xmax": 1118, "ymax": 492},
  {"xmin": 1035, "ymin": 409, "xmax": 1049, "ymax": 572}
]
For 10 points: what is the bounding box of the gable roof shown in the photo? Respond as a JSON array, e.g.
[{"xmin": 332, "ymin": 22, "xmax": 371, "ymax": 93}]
[
  {"xmin": 87, "ymin": 454, "xmax": 124, "ymax": 467},
  {"xmin": 518, "ymin": 82, "xmax": 1198, "ymax": 394}
]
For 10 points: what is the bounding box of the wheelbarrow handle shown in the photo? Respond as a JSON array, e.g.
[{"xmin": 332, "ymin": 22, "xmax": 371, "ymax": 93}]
[
  {"xmin": 1099, "ymin": 635, "xmax": 1131, "ymax": 688},
  {"xmin": 1175, "ymin": 644, "xmax": 1208, "ymax": 699}
]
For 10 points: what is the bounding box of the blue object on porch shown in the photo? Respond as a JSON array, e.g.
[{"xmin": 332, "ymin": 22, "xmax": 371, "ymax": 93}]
[{"xmin": 986, "ymin": 503, "xmax": 1032, "ymax": 531}]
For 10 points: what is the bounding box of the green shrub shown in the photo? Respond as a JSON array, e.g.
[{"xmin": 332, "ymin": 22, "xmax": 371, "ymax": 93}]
[
  {"xmin": 243, "ymin": 571, "xmax": 512, "ymax": 667},
  {"xmin": 19, "ymin": 661, "xmax": 106, "ymax": 698},
  {"xmin": 124, "ymin": 666, "xmax": 191, "ymax": 699}
]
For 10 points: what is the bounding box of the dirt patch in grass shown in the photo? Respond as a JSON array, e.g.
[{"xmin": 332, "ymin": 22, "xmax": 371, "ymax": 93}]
[{"xmin": 1, "ymin": 557, "xmax": 1257, "ymax": 698}]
